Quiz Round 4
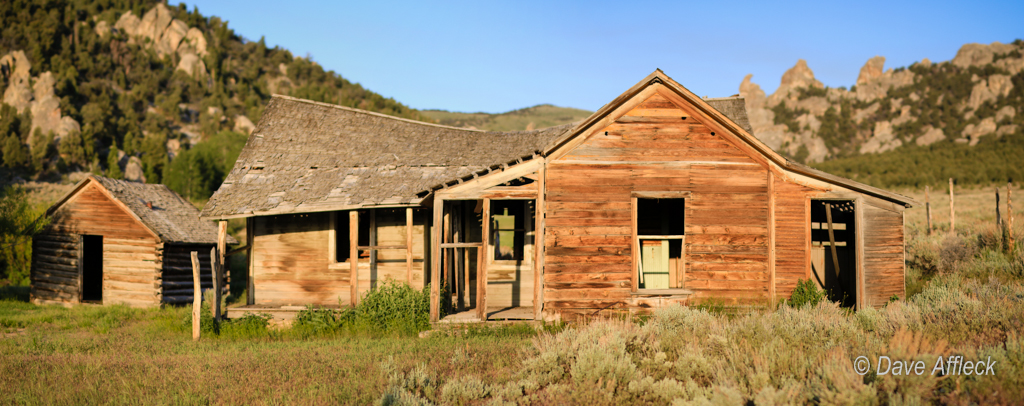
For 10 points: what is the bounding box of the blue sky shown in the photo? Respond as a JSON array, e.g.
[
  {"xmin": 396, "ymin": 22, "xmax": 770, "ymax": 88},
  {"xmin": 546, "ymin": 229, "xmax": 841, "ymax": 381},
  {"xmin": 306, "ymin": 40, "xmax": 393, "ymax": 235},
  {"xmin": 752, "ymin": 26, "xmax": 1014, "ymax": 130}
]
[{"xmin": 183, "ymin": 0, "xmax": 1023, "ymax": 113}]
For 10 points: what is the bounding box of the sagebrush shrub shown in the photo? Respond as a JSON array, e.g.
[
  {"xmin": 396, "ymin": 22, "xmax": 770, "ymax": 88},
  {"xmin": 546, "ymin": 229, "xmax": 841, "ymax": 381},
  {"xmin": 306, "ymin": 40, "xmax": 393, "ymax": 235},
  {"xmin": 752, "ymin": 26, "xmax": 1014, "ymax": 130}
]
[{"xmin": 787, "ymin": 278, "xmax": 825, "ymax": 308}]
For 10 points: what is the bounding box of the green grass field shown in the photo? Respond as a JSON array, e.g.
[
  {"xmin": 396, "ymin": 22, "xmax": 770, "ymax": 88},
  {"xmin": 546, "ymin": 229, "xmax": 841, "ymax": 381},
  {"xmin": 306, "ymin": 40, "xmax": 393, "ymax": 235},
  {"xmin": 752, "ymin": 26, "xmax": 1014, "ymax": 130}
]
[{"xmin": 2, "ymin": 186, "xmax": 1023, "ymax": 404}]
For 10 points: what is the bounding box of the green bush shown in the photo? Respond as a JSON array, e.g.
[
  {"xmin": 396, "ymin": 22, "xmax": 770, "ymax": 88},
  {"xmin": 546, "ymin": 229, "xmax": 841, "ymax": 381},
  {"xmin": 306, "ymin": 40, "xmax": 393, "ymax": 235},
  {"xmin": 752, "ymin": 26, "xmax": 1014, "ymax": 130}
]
[
  {"xmin": 357, "ymin": 280, "xmax": 431, "ymax": 335},
  {"xmin": 787, "ymin": 278, "xmax": 826, "ymax": 308}
]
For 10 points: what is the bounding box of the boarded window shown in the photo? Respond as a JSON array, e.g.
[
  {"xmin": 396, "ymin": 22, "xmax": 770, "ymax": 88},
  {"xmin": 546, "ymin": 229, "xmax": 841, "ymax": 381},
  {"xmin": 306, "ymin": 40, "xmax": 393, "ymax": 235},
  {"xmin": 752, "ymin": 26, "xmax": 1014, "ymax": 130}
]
[{"xmin": 636, "ymin": 198, "xmax": 685, "ymax": 290}]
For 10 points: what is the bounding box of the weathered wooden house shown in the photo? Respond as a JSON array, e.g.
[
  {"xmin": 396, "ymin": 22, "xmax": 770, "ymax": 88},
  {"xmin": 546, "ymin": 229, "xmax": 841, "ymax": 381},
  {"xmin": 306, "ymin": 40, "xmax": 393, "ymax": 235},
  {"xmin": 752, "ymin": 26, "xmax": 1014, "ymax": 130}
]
[
  {"xmin": 31, "ymin": 175, "xmax": 235, "ymax": 307},
  {"xmin": 201, "ymin": 70, "xmax": 916, "ymax": 321}
]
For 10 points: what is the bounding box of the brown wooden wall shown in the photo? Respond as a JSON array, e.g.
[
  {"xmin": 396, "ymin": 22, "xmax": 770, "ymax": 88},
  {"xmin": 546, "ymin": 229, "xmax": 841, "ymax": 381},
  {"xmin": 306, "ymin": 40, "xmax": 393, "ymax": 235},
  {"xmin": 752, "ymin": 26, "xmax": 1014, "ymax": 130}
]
[
  {"xmin": 543, "ymin": 92, "xmax": 773, "ymax": 316},
  {"xmin": 862, "ymin": 202, "xmax": 906, "ymax": 307},
  {"xmin": 253, "ymin": 213, "xmax": 338, "ymax": 305},
  {"xmin": 162, "ymin": 244, "xmax": 217, "ymax": 304},
  {"xmin": 30, "ymin": 234, "xmax": 80, "ymax": 304},
  {"xmin": 31, "ymin": 182, "xmax": 163, "ymax": 307},
  {"xmin": 252, "ymin": 210, "xmax": 429, "ymax": 306},
  {"xmin": 772, "ymin": 180, "xmax": 818, "ymax": 298}
]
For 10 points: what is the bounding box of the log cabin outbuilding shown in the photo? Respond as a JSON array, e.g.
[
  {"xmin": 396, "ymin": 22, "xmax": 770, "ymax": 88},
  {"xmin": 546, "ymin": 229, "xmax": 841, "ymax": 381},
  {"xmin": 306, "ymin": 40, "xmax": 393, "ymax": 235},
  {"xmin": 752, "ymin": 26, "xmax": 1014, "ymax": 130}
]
[
  {"xmin": 201, "ymin": 70, "xmax": 917, "ymax": 322},
  {"xmin": 30, "ymin": 175, "xmax": 235, "ymax": 307}
]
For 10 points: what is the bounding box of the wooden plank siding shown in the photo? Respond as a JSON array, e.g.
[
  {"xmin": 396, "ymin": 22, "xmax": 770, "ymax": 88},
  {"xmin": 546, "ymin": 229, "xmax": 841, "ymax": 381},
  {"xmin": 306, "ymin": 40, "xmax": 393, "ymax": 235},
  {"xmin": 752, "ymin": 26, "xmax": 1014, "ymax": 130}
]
[
  {"xmin": 861, "ymin": 202, "xmax": 906, "ymax": 307},
  {"xmin": 543, "ymin": 92, "xmax": 773, "ymax": 314},
  {"xmin": 31, "ymin": 182, "xmax": 163, "ymax": 307},
  {"xmin": 252, "ymin": 210, "xmax": 429, "ymax": 306},
  {"xmin": 772, "ymin": 180, "xmax": 820, "ymax": 299}
]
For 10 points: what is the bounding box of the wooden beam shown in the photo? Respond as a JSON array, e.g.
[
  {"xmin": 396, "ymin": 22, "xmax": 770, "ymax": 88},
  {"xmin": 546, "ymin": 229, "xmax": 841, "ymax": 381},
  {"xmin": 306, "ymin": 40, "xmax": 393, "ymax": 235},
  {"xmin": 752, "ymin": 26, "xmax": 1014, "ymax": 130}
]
[
  {"xmin": 210, "ymin": 246, "xmax": 220, "ymax": 322},
  {"xmin": 430, "ymin": 199, "xmax": 443, "ymax": 322},
  {"xmin": 824, "ymin": 203, "xmax": 841, "ymax": 278},
  {"xmin": 406, "ymin": 208, "xmax": 414, "ymax": 285},
  {"xmin": 856, "ymin": 198, "xmax": 866, "ymax": 309},
  {"xmin": 767, "ymin": 171, "xmax": 776, "ymax": 303},
  {"xmin": 349, "ymin": 210, "xmax": 359, "ymax": 307},
  {"xmin": 246, "ymin": 217, "xmax": 254, "ymax": 306},
  {"xmin": 217, "ymin": 221, "xmax": 227, "ymax": 321},
  {"xmin": 190, "ymin": 251, "xmax": 201, "ymax": 341},
  {"xmin": 477, "ymin": 198, "xmax": 490, "ymax": 321},
  {"xmin": 370, "ymin": 209, "xmax": 377, "ymax": 287},
  {"xmin": 328, "ymin": 212, "xmax": 337, "ymax": 263},
  {"xmin": 439, "ymin": 242, "xmax": 484, "ymax": 248},
  {"xmin": 534, "ymin": 164, "xmax": 545, "ymax": 320}
]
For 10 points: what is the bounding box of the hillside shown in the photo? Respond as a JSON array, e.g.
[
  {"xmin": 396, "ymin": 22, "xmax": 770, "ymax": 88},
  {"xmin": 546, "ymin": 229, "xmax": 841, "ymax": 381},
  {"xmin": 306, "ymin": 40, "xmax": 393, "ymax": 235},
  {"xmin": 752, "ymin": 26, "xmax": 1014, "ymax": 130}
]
[
  {"xmin": 421, "ymin": 104, "xmax": 592, "ymax": 132},
  {"xmin": 740, "ymin": 40, "xmax": 1024, "ymax": 187},
  {"xmin": 0, "ymin": 0, "xmax": 426, "ymax": 200}
]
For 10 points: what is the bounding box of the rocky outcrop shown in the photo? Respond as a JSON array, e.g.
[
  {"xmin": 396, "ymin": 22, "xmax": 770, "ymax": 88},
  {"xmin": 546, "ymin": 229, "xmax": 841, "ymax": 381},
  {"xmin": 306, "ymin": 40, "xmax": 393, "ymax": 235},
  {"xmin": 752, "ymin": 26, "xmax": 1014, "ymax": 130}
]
[
  {"xmin": 0, "ymin": 52, "xmax": 81, "ymax": 150},
  {"xmin": 124, "ymin": 156, "xmax": 146, "ymax": 183},
  {"xmin": 112, "ymin": 4, "xmax": 209, "ymax": 77},
  {"xmin": 739, "ymin": 39, "xmax": 1024, "ymax": 163},
  {"xmin": 1, "ymin": 50, "xmax": 33, "ymax": 112},
  {"xmin": 857, "ymin": 56, "xmax": 885, "ymax": 85},
  {"xmin": 966, "ymin": 74, "xmax": 1013, "ymax": 113},
  {"xmin": 952, "ymin": 41, "xmax": 1017, "ymax": 69},
  {"xmin": 233, "ymin": 115, "xmax": 256, "ymax": 134}
]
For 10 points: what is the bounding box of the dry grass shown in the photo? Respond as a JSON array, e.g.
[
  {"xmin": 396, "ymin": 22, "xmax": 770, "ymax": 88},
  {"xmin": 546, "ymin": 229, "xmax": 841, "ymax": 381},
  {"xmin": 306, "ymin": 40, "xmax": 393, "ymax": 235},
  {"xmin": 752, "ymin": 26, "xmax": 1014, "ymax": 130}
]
[{"xmin": 3, "ymin": 185, "xmax": 1023, "ymax": 404}]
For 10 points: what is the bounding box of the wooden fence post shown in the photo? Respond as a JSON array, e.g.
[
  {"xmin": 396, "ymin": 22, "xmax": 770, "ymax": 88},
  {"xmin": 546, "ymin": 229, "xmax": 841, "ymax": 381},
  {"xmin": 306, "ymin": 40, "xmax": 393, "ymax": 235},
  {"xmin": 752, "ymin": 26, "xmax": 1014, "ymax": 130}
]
[
  {"xmin": 210, "ymin": 247, "xmax": 220, "ymax": 322},
  {"xmin": 996, "ymin": 187, "xmax": 1002, "ymax": 229},
  {"xmin": 926, "ymin": 186, "xmax": 932, "ymax": 236},
  {"xmin": 191, "ymin": 251, "xmax": 201, "ymax": 341},
  {"xmin": 1009, "ymin": 181, "xmax": 1015, "ymax": 254},
  {"xmin": 949, "ymin": 178, "xmax": 955, "ymax": 234}
]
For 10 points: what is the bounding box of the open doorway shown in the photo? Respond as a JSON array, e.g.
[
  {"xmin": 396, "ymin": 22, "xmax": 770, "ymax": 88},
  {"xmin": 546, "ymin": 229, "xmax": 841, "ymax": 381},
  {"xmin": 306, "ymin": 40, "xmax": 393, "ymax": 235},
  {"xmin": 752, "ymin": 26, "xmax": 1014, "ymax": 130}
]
[
  {"xmin": 81, "ymin": 235, "xmax": 103, "ymax": 303},
  {"xmin": 810, "ymin": 200, "xmax": 856, "ymax": 307}
]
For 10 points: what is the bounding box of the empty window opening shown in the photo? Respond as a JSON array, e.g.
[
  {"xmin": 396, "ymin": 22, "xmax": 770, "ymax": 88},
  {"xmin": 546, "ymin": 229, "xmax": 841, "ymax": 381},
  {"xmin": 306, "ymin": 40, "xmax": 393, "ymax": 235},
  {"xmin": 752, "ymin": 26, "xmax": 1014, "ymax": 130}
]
[
  {"xmin": 491, "ymin": 201, "xmax": 526, "ymax": 261},
  {"xmin": 81, "ymin": 235, "xmax": 103, "ymax": 302},
  {"xmin": 810, "ymin": 200, "xmax": 857, "ymax": 307},
  {"xmin": 636, "ymin": 198, "xmax": 685, "ymax": 290}
]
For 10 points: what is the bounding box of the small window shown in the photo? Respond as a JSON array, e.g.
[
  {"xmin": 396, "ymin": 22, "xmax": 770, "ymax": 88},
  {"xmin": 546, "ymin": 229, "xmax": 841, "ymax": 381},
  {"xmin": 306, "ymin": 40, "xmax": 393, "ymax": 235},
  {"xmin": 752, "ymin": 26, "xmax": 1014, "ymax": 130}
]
[
  {"xmin": 635, "ymin": 198, "xmax": 685, "ymax": 290},
  {"xmin": 491, "ymin": 201, "xmax": 525, "ymax": 261},
  {"xmin": 333, "ymin": 210, "xmax": 371, "ymax": 262}
]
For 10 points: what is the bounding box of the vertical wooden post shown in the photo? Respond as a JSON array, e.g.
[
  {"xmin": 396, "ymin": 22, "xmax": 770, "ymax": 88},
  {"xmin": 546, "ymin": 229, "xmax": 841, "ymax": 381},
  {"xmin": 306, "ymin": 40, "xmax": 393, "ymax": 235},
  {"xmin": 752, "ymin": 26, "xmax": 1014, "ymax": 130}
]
[
  {"xmin": 949, "ymin": 178, "xmax": 955, "ymax": 234},
  {"xmin": 210, "ymin": 247, "xmax": 219, "ymax": 322},
  {"xmin": 216, "ymin": 221, "xmax": 227, "ymax": 321},
  {"xmin": 430, "ymin": 199, "xmax": 443, "ymax": 322},
  {"xmin": 190, "ymin": 251, "xmax": 201, "ymax": 341},
  {"xmin": 349, "ymin": 211, "xmax": 359, "ymax": 307},
  {"xmin": 406, "ymin": 208, "xmax": 414, "ymax": 285},
  {"xmin": 996, "ymin": 187, "xmax": 1002, "ymax": 228},
  {"xmin": 246, "ymin": 218, "xmax": 254, "ymax": 305},
  {"xmin": 925, "ymin": 186, "xmax": 932, "ymax": 236},
  {"xmin": 369, "ymin": 209, "xmax": 376, "ymax": 288},
  {"xmin": 1009, "ymin": 182, "xmax": 1015, "ymax": 254},
  {"xmin": 767, "ymin": 171, "xmax": 776, "ymax": 303},
  {"xmin": 477, "ymin": 198, "xmax": 490, "ymax": 321},
  {"xmin": 534, "ymin": 165, "xmax": 546, "ymax": 320},
  {"xmin": 824, "ymin": 203, "xmax": 841, "ymax": 278}
]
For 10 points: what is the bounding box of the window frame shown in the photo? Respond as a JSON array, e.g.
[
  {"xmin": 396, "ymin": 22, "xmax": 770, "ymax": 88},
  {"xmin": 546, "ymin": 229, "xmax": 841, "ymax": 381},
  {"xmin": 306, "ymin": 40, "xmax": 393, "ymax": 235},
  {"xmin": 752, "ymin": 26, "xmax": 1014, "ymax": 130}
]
[{"xmin": 630, "ymin": 191, "xmax": 690, "ymax": 293}]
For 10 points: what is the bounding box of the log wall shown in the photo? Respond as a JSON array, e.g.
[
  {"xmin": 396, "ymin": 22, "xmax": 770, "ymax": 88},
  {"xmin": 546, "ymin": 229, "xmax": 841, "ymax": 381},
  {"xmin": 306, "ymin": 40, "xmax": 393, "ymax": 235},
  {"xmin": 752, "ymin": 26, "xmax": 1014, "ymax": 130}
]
[
  {"xmin": 161, "ymin": 244, "xmax": 217, "ymax": 304},
  {"xmin": 30, "ymin": 234, "xmax": 81, "ymax": 304},
  {"xmin": 544, "ymin": 92, "xmax": 772, "ymax": 316}
]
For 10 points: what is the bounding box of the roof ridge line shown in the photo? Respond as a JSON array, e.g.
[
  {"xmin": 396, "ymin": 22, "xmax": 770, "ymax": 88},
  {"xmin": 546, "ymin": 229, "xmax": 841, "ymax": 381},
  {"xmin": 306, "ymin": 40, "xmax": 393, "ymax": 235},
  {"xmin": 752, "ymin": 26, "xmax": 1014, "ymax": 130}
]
[{"xmin": 270, "ymin": 94, "xmax": 492, "ymax": 133}]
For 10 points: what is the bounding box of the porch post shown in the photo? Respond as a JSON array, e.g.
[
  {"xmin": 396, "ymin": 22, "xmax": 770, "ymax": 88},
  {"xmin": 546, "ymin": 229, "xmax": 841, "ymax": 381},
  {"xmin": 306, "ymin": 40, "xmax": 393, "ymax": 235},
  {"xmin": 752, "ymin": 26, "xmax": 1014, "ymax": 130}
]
[
  {"xmin": 477, "ymin": 198, "xmax": 490, "ymax": 321},
  {"xmin": 534, "ymin": 165, "xmax": 545, "ymax": 320},
  {"xmin": 349, "ymin": 210, "xmax": 359, "ymax": 307},
  {"xmin": 406, "ymin": 208, "xmax": 414, "ymax": 285},
  {"xmin": 216, "ymin": 221, "xmax": 227, "ymax": 321},
  {"xmin": 430, "ymin": 199, "xmax": 443, "ymax": 322}
]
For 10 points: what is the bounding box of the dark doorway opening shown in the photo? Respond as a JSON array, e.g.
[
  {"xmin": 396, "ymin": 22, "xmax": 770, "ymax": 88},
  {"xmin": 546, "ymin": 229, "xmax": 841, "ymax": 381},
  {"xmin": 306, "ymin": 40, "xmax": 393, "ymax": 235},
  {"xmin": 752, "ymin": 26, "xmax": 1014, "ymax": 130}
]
[
  {"xmin": 81, "ymin": 235, "xmax": 103, "ymax": 303},
  {"xmin": 810, "ymin": 200, "xmax": 856, "ymax": 307}
]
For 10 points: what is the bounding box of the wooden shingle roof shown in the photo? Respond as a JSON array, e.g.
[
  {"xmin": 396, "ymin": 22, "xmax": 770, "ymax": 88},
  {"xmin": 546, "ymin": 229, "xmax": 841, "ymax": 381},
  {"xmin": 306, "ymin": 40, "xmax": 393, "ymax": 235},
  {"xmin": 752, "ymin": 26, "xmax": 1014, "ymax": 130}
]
[
  {"xmin": 48, "ymin": 176, "xmax": 235, "ymax": 244},
  {"xmin": 200, "ymin": 96, "xmax": 576, "ymax": 219}
]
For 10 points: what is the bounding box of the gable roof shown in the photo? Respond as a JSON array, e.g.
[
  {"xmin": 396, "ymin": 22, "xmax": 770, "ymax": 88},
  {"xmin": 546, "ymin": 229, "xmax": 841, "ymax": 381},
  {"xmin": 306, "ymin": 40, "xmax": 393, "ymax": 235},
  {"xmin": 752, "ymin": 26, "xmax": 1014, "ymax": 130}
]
[
  {"xmin": 48, "ymin": 175, "xmax": 234, "ymax": 244},
  {"xmin": 200, "ymin": 95, "xmax": 577, "ymax": 219},
  {"xmin": 542, "ymin": 70, "xmax": 917, "ymax": 207}
]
